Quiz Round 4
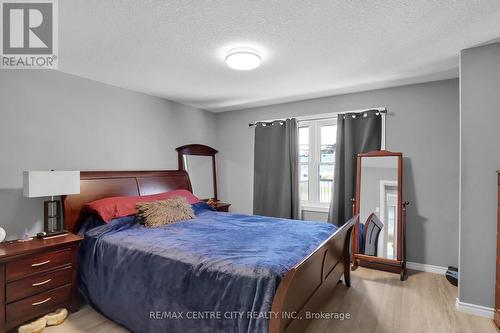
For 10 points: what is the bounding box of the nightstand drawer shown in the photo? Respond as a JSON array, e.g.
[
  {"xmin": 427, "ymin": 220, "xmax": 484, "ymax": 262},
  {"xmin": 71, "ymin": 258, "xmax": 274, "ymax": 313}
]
[
  {"xmin": 6, "ymin": 284, "xmax": 71, "ymax": 326},
  {"xmin": 6, "ymin": 248, "xmax": 72, "ymax": 282},
  {"xmin": 6, "ymin": 266, "xmax": 72, "ymax": 303}
]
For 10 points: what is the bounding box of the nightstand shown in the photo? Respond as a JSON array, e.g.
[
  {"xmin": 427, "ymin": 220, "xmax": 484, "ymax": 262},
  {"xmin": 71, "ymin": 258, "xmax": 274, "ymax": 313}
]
[
  {"xmin": 0, "ymin": 233, "xmax": 82, "ymax": 332},
  {"xmin": 214, "ymin": 202, "xmax": 231, "ymax": 212}
]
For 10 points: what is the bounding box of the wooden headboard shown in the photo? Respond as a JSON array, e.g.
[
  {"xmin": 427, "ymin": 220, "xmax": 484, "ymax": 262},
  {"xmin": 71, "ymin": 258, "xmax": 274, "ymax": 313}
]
[{"xmin": 62, "ymin": 170, "xmax": 192, "ymax": 233}]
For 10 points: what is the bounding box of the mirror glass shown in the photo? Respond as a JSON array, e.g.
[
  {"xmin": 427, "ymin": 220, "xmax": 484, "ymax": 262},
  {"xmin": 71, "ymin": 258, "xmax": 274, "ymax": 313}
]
[
  {"xmin": 184, "ymin": 155, "xmax": 214, "ymax": 199},
  {"xmin": 359, "ymin": 156, "xmax": 399, "ymax": 259}
]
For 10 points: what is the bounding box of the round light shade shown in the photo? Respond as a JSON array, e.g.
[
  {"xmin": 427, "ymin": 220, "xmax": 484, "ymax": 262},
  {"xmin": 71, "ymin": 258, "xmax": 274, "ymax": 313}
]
[{"xmin": 225, "ymin": 47, "xmax": 261, "ymax": 70}]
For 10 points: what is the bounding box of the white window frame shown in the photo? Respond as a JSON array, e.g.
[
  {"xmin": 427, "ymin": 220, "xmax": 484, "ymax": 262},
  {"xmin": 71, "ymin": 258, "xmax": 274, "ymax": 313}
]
[{"xmin": 298, "ymin": 118, "xmax": 337, "ymax": 212}]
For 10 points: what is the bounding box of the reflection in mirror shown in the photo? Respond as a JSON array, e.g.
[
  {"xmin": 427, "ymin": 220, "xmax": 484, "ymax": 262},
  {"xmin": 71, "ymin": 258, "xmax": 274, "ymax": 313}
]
[
  {"xmin": 359, "ymin": 156, "xmax": 398, "ymax": 259},
  {"xmin": 184, "ymin": 155, "xmax": 214, "ymax": 199}
]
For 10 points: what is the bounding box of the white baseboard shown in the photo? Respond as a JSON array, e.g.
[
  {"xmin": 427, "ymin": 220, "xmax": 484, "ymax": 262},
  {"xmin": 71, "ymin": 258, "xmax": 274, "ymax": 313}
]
[
  {"xmin": 455, "ymin": 298, "xmax": 494, "ymax": 319},
  {"xmin": 406, "ymin": 261, "xmax": 447, "ymax": 275}
]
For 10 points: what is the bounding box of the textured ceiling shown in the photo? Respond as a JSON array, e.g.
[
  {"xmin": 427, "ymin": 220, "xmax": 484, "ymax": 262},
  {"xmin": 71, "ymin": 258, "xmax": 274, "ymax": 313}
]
[{"xmin": 59, "ymin": 1, "xmax": 500, "ymax": 112}]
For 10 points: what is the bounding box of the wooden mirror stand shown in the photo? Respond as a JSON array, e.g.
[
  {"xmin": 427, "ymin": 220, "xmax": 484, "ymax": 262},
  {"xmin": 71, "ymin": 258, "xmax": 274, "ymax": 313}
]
[{"xmin": 351, "ymin": 150, "xmax": 409, "ymax": 281}]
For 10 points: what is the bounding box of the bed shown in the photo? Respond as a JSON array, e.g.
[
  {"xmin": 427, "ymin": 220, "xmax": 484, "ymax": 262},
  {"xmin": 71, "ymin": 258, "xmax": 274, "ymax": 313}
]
[{"xmin": 63, "ymin": 170, "xmax": 355, "ymax": 333}]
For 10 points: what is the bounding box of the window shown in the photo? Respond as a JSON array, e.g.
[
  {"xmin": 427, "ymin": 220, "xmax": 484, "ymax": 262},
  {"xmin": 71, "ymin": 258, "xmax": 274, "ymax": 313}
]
[{"xmin": 298, "ymin": 119, "xmax": 337, "ymax": 208}]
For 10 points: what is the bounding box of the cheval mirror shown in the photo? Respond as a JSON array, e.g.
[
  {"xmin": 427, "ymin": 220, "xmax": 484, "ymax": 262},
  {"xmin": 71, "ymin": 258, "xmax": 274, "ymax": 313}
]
[
  {"xmin": 176, "ymin": 144, "xmax": 218, "ymax": 200},
  {"xmin": 352, "ymin": 150, "xmax": 408, "ymax": 280}
]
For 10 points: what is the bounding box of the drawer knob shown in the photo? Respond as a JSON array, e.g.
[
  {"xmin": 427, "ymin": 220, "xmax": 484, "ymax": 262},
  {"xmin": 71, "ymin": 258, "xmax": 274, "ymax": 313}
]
[
  {"xmin": 32, "ymin": 297, "xmax": 51, "ymax": 306},
  {"xmin": 32, "ymin": 279, "xmax": 52, "ymax": 287},
  {"xmin": 31, "ymin": 260, "xmax": 51, "ymax": 267}
]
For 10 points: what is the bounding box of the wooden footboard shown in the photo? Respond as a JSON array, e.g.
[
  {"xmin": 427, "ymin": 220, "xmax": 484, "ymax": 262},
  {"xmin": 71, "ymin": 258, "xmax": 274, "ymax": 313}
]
[{"xmin": 269, "ymin": 215, "xmax": 357, "ymax": 333}]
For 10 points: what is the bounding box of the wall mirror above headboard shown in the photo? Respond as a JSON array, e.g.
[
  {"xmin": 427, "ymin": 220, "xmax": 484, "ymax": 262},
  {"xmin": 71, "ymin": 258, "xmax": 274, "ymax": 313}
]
[
  {"xmin": 176, "ymin": 144, "xmax": 218, "ymax": 200},
  {"xmin": 352, "ymin": 150, "xmax": 408, "ymax": 280}
]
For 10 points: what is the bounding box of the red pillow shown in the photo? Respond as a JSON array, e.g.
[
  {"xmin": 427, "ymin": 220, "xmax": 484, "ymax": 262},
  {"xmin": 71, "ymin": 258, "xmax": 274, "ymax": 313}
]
[{"xmin": 85, "ymin": 189, "xmax": 199, "ymax": 222}]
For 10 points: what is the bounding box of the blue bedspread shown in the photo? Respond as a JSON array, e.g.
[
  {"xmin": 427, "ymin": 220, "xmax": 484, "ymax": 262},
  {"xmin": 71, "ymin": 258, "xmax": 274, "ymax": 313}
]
[{"xmin": 79, "ymin": 203, "xmax": 338, "ymax": 333}]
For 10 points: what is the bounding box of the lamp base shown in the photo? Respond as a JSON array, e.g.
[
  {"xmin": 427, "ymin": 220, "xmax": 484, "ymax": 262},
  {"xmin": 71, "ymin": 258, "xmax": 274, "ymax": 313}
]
[
  {"xmin": 44, "ymin": 199, "xmax": 64, "ymax": 234},
  {"xmin": 36, "ymin": 230, "xmax": 69, "ymax": 239}
]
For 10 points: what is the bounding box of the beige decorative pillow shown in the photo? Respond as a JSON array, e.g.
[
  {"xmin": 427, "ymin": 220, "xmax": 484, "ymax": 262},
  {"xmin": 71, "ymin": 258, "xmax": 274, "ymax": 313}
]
[{"xmin": 137, "ymin": 196, "xmax": 195, "ymax": 227}]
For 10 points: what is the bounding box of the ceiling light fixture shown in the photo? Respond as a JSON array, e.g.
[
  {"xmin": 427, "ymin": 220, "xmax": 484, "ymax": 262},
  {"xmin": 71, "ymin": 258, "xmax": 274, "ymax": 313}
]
[{"xmin": 225, "ymin": 47, "xmax": 261, "ymax": 71}]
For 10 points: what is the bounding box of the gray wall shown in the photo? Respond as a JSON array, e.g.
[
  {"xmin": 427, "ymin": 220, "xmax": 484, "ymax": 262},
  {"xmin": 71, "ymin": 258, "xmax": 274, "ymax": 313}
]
[
  {"xmin": 459, "ymin": 42, "xmax": 500, "ymax": 309},
  {"xmin": 0, "ymin": 70, "xmax": 216, "ymax": 240},
  {"xmin": 215, "ymin": 79, "xmax": 459, "ymax": 268}
]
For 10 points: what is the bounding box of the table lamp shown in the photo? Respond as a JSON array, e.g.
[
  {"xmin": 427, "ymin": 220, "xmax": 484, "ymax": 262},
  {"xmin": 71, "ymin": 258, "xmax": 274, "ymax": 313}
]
[{"xmin": 23, "ymin": 170, "xmax": 80, "ymax": 237}]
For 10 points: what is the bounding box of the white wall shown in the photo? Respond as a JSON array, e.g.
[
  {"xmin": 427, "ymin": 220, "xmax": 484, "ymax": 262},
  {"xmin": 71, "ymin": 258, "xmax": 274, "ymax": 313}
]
[
  {"xmin": 459, "ymin": 41, "xmax": 500, "ymax": 309},
  {"xmin": 0, "ymin": 70, "xmax": 216, "ymax": 240},
  {"xmin": 215, "ymin": 79, "xmax": 459, "ymax": 268}
]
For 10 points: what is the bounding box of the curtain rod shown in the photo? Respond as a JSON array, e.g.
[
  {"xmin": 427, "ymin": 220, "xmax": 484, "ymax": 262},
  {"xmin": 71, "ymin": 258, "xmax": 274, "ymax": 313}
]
[{"xmin": 248, "ymin": 107, "xmax": 387, "ymax": 127}]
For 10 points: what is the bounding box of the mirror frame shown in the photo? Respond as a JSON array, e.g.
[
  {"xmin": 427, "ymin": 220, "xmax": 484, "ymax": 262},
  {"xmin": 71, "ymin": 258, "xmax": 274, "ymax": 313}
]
[
  {"xmin": 352, "ymin": 150, "xmax": 407, "ymax": 280},
  {"xmin": 176, "ymin": 144, "xmax": 218, "ymax": 200}
]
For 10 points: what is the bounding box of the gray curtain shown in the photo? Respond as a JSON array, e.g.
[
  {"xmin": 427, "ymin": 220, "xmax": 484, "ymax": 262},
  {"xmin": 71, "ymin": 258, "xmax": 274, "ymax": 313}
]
[
  {"xmin": 253, "ymin": 118, "xmax": 300, "ymax": 219},
  {"xmin": 328, "ymin": 110, "xmax": 382, "ymax": 226}
]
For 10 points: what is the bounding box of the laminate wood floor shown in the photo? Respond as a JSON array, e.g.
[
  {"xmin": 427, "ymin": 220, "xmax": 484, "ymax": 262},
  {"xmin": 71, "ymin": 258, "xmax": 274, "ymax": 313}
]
[{"xmin": 43, "ymin": 268, "xmax": 497, "ymax": 333}]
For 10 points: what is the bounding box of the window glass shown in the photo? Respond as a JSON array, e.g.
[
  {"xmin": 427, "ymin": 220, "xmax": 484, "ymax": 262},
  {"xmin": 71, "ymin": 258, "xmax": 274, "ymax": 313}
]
[
  {"xmin": 320, "ymin": 125, "xmax": 336, "ymax": 162},
  {"xmin": 319, "ymin": 164, "xmax": 334, "ymax": 203},
  {"xmin": 299, "ymin": 127, "xmax": 309, "ymax": 163},
  {"xmin": 300, "ymin": 164, "xmax": 309, "ymax": 201},
  {"xmin": 298, "ymin": 121, "xmax": 336, "ymax": 205}
]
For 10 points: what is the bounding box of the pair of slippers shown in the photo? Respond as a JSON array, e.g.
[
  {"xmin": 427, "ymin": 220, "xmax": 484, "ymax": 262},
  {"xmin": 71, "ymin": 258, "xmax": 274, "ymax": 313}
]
[{"xmin": 18, "ymin": 308, "xmax": 68, "ymax": 333}]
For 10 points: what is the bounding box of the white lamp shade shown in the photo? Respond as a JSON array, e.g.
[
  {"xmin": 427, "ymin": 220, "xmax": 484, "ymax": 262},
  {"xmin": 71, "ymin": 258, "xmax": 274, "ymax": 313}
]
[{"xmin": 23, "ymin": 170, "xmax": 80, "ymax": 198}]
